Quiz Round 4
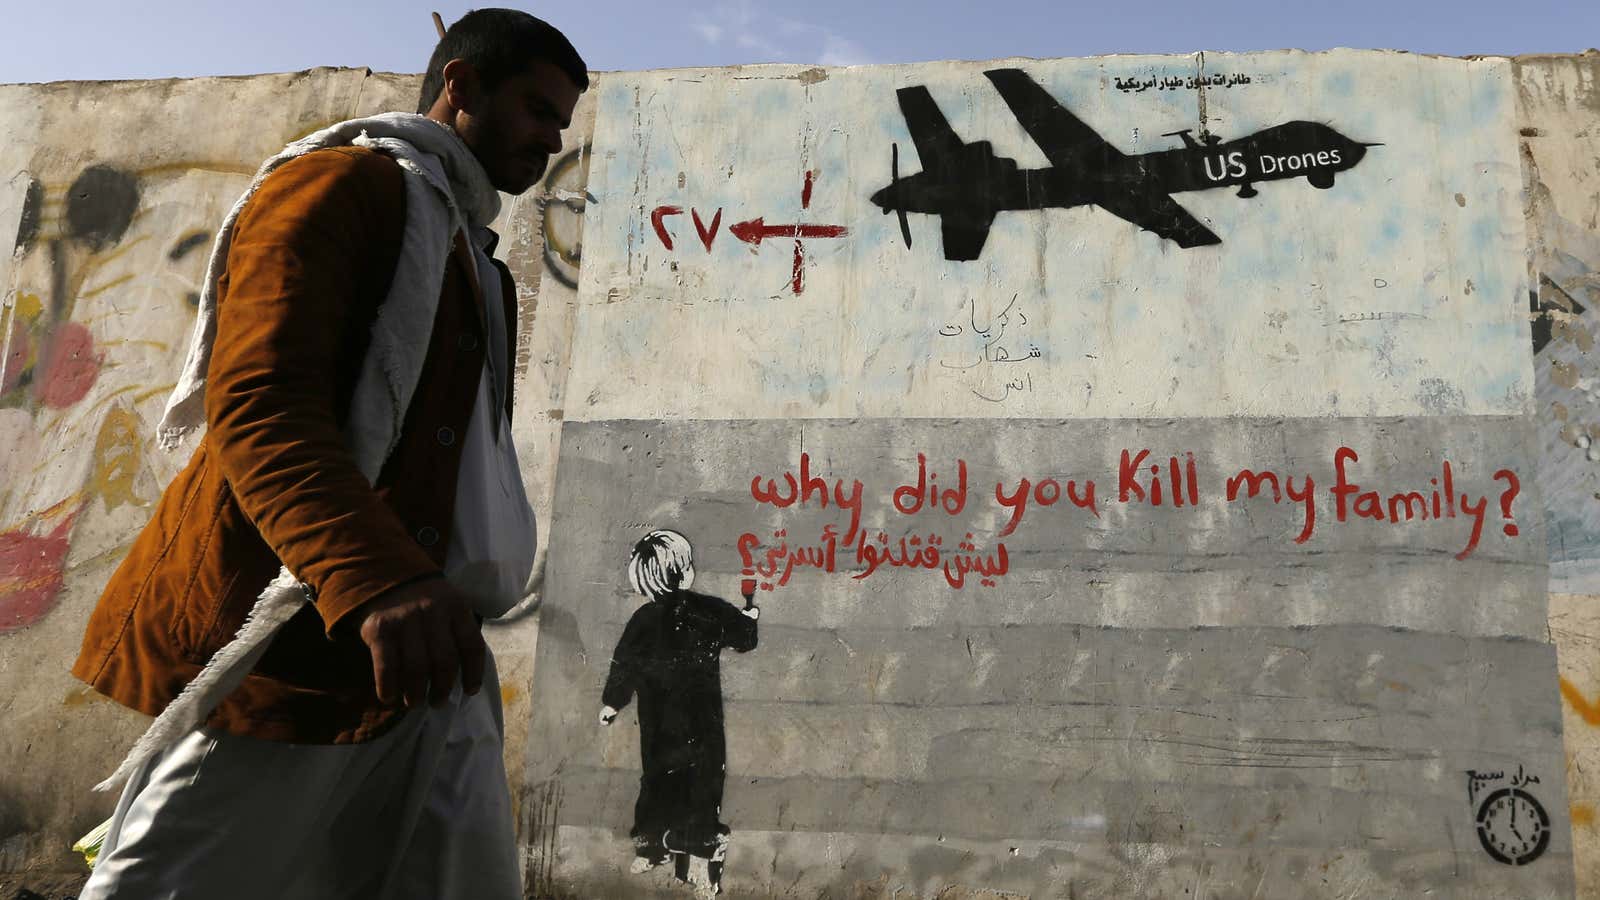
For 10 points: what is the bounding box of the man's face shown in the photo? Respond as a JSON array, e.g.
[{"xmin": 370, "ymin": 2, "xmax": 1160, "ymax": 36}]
[{"xmin": 456, "ymin": 59, "xmax": 582, "ymax": 195}]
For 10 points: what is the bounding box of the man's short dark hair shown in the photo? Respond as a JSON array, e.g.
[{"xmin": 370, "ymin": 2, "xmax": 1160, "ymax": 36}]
[{"xmin": 417, "ymin": 9, "xmax": 589, "ymax": 114}]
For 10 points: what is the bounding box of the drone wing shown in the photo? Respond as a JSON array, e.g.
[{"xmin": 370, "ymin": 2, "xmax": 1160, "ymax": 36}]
[
  {"xmin": 983, "ymin": 67, "xmax": 1123, "ymax": 169},
  {"xmin": 896, "ymin": 85, "xmax": 968, "ymax": 174},
  {"xmin": 1094, "ymin": 190, "xmax": 1222, "ymax": 248}
]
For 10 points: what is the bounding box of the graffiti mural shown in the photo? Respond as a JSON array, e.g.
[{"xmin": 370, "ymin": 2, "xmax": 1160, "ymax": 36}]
[
  {"xmin": 650, "ymin": 171, "xmax": 848, "ymax": 294},
  {"xmin": 525, "ymin": 49, "xmax": 1573, "ymax": 897},
  {"xmin": 599, "ymin": 530, "xmax": 759, "ymax": 897},
  {"xmin": 2, "ymin": 166, "xmax": 138, "ymax": 413},
  {"xmin": 871, "ymin": 68, "xmax": 1377, "ymax": 259},
  {"xmin": 3, "ymin": 50, "xmax": 1598, "ymax": 900},
  {"xmin": 537, "ymin": 143, "xmax": 594, "ymax": 291},
  {"xmin": 3, "ymin": 166, "xmax": 134, "ymax": 632},
  {"xmin": 1, "ymin": 162, "xmax": 238, "ymax": 632},
  {"xmin": 563, "ymin": 52, "xmax": 1525, "ymax": 426},
  {"xmin": 1468, "ymin": 765, "xmax": 1554, "ymax": 866}
]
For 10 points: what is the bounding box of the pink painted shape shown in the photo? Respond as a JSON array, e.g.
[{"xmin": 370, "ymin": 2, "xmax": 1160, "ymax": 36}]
[
  {"xmin": 0, "ymin": 513, "xmax": 77, "ymax": 633},
  {"xmin": 38, "ymin": 322, "xmax": 100, "ymax": 409}
]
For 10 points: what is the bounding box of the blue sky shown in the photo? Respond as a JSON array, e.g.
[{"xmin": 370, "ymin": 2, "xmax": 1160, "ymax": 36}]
[{"xmin": 5, "ymin": 0, "xmax": 1596, "ymax": 84}]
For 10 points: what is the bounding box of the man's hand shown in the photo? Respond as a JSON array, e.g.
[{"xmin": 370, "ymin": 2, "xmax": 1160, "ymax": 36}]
[
  {"xmin": 347, "ymin": 576, "xmax": 485, "ymax": 708},
  {"xmin": 599, "ymin": 705, "xmax": 618, "ymax": 726}
]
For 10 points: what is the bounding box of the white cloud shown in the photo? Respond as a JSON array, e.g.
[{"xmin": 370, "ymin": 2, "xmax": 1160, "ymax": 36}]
[
  {"xmin": 735, "ymin": 30, "xmax": 788, "ymax": 59},
  {"xmin": 818, "ymin": 35, "xmax": 873, "ymax": 67},
  {"xmin": 776, "ymin": 18, "xmax": 812, "ymax": 38},
  {"xmin": 690, "ymin": 22, "xmax": 724, "ymax": 45},
  {"xmin": 688, "ymin": 4, "xmax": 877, "ymax": 66}
]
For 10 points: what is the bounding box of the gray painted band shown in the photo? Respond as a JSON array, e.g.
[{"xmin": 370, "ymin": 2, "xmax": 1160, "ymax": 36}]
[{"xmin": 547, "ymin": 416, "xmax": 1545, "ymax": 638}]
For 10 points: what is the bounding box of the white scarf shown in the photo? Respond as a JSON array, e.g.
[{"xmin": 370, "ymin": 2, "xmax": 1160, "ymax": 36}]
[{"xmin": 97, "ymin": 113, "xmax": 501, "ymax": 792}]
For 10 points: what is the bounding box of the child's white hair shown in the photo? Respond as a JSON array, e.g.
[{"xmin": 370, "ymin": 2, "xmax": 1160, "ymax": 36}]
[{"xmin": 628, "ymin": 530, "xmax": 696, "ymax": 598}]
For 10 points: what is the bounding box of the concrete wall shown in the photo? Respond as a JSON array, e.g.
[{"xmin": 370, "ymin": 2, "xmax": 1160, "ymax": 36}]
[
  {"xmin": 1518, "ymin": 50, "xmax": 1600, "ymax": 895},
  {"xmin": 0, "ymin": 47, "xmax": 1595, "ymax": 898}
]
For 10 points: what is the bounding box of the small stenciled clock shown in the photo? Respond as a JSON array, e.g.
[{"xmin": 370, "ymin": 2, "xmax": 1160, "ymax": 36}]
[{"xmin": 1475, "ymin": 787, "xmax": 1551, "ymax": 865}]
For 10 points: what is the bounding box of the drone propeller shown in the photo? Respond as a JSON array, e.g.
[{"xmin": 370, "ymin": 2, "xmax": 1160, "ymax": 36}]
[{"xmin": 891, "ymin": 142, "xmax": 912, "ymax": 250}]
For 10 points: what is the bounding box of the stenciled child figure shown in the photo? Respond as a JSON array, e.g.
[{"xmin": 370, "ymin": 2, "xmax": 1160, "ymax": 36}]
[{"xmin": 600, "ymin": 530, "xmax": 760, "ymax": 897}]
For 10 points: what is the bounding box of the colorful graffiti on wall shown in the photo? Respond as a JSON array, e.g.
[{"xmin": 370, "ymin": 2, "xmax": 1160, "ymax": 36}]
[
  {"xmin": 537, "ymin": 143, "xmax": 594, "ymax": 292},
  {"xmin": 1, "ymin": 163, "xmax": 228, "ymax": 633}
]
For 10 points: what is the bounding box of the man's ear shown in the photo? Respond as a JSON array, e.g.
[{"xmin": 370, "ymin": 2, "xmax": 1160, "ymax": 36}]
[{"xmin": 440, "ymin": 58, "xmax": 481, "ymax": 114}]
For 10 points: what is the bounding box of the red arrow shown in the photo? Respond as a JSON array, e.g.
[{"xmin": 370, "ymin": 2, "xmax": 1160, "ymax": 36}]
[{"xmin": 729, "ymin": 217, "xmax": 848, "ymax": 246}]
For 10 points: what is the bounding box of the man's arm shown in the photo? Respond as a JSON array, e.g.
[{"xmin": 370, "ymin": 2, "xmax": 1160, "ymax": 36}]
[{"xmin": 205, "ymin": 147, "xmax": 441, "ymax": 634}]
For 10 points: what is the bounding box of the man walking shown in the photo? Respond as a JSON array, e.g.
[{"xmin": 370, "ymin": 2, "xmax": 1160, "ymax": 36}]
[{"xmin": 71, "ymin": 10, "xmax": 584, "ymax": 898}]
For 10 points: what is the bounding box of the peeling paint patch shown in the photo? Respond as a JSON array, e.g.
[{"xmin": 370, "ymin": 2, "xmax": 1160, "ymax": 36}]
[
  {"xmin": 1415, "ymin": 377, "xmax": 1467, "ymax": 413},
  {"xmin": 1554, "ymin": 359, "xmax": 1582, "ymax": 389},
  {"xmin": 1554, "ymin": 316, "xmax": 1596, "ymax": 352}
]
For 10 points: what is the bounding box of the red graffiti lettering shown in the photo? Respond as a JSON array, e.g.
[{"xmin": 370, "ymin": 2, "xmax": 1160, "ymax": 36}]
[
  {"xmin": 692, "ymin": 207, "xmax": 722, "ymax": 251},
  {"xmin": 650, "ymin": 205, "xmax": 683, "ymax": 250}
]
